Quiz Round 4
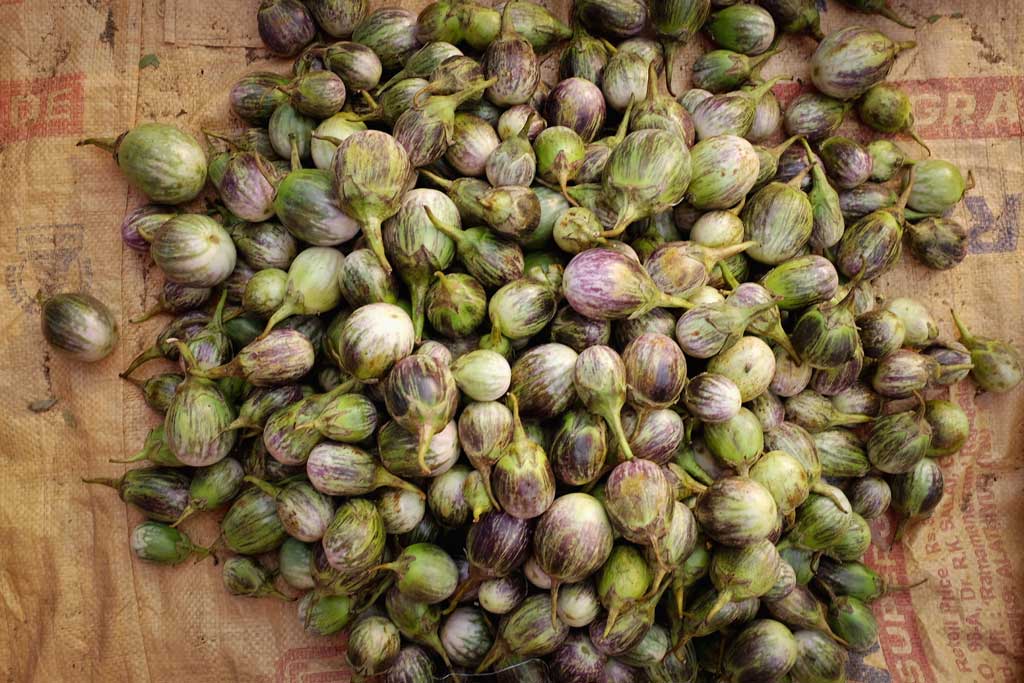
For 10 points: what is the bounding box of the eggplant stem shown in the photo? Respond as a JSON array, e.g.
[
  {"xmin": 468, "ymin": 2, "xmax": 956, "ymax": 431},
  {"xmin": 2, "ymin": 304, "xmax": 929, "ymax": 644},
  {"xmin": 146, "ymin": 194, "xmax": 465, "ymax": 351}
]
[
  {"xmin": 770, "ymin": 135, "xmax": 803, "ymax": 161},
  {"xmin": 108, "ymin": 450, "xmax": 148, "ymax": 465},
  {"xmin": 375, "ymin": 68, "xmax": 409, "ymax": 98},
  {"xmin": 429, "ymin": 634, "xmax": 455, "ymax": 675},
  {"xmin": 123, "ymin": 374, "xmax": 147, "ymax": 390},
  {"xmin": 445, "ymin": 573, "xmax": 481, "ymax": 615},
  {"xmin": 671, "ymin": 633, "xmax": 692, "ymax": 658},
  {"xmin": 77, "ymin": 136, "xmax": 118, "ymax": 153},
  {"xmin": 410, "ymin": 282, "xmax": 428, "ymax": 344},
  {"xmin": 311, "ymin": 133, "xmax": 344, "ymax": 146},
  {"xmin": 808, "ymin": 482, "xmax": 850, "ymax": 515},
  {"xmin": 554, "ymin": 170, "xmax": 577, "ymax": 207},
  {"xmin": 191, "ymin": 542, "xmax": 216, "ymax": 565},
  {"xmin": 771, "ymin": 329, "xmax": 800, "ymax": 361},
  {"xmin": 600, "ymin": 203, "xmax": 634, "ymax": 238},
  {"xmin": 655, "ymin": 292, "xmax": 697, "ymax": 312},
  {"xmin": 262, "ymin": 299, "xmax": 299, "ymax": 338},
  {"xmin": 414, "ymin": 424, "xmax": 434, "ymax": 475},
  {"xmin": 81, "ymin": 477, "xmax": 120, "ymax": 490},
  {"xmin": 701, "ymin": 588, "xmax": 732, "ymax": 629},
  {"xmin": 673, "ymin": 575, "xmax": 686, "ymax": 619},
  {"xmin": 603, "ymin": 604, "xmax": 621, "ymax": 638},
  {"xmin": 170, "ymin": 501, "xmax": 201, "ymax": 528},
  {"xmin": 605, "ymin": 408, "xmax": 634, "ymax": 461},
  {"xmin": 474, "ymin": 638, "xmax": 507, "ymax": 675},
  {"xmin": 950, "ymin": 308, "xmax": 974, "ymax": 345},
  {"xmin": 896, "ymin": 163, "xmax": 918, "ymax": 212},
  {"xmin": 244, "ymin": 475, "xmax": 282, "ymax": 499},
  {"xmin": 129, "ymin": 302, "xmax": 166, "ymax": 324},
  {"xmin": 662, "ymin": 39, "xmax": 683, "ymax": 97},
  {"xmin": 891, "ymin": 516, "xmax": 914, "ymax": 548},
  {"xmin": 288, "ymin": 134, "xmax": 301, "ymax": 172},
  {"xmin": 219, "ymin": 416, "xmax": 257, "ymax": 436},
  {"xmin": 368, "ymin": 561, "xmax": 398, "ymax": 575},
  {"xmin": 479, "ymin": 465, "xmax": 502, "ymax": 511},
  {"xmin": 411, "ymin": 83, "xmax": 435, "ymax": 108},
  {"xmin": 119, "ymin": 345, "xmax": 164, "ymax": 379},
  {"xmin": 826, "ymin": 626, "xmax": 850, "ymax": 648},
  {"xmin": 202, "ymin": 130, "xmax": 238, "ymax": 148},
  {"xmin": 718, "ymin": 262, "xmax": 741, "ymax": 291},
  {"xmin": 362, "ymin": 216, "xmax": 393, "ymax": 275},
  {"xmin": 266, "ymin": 585, "xmax": 295, "ymax": 602},
  {"xmin": 169, "ymin": 340, "xmax": 208, "ymax": 378},
  {"xmin": 887, "ymin": 576, "xmax": 929, "ymax": 593},
  {"xmin": 907, "ymin": 127, "xmax": 931, "ymax": 156},
  {"xmin": 375, "ymin": 467, "xmax": 425, "ymax": 497}
]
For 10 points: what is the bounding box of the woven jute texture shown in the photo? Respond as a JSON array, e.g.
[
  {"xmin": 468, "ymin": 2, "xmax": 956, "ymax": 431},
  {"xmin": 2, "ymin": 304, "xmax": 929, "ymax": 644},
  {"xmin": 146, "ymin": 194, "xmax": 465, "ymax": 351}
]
[{"xmin": 0, "ymin": 1, "xmax": 1021, "ymax": 680}]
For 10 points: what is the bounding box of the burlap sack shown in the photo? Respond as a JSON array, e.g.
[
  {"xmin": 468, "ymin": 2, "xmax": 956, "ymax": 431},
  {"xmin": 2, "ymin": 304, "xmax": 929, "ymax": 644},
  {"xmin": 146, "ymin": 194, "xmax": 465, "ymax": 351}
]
[{"xmin": 0, "ymin": 1, "xmax": 1020, "ymax": 681}]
